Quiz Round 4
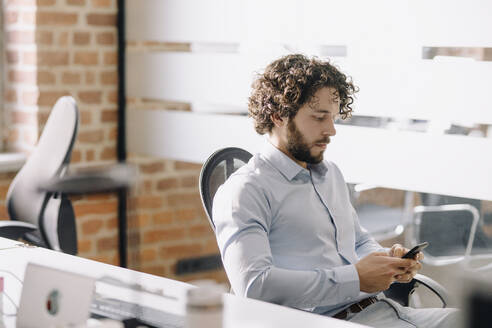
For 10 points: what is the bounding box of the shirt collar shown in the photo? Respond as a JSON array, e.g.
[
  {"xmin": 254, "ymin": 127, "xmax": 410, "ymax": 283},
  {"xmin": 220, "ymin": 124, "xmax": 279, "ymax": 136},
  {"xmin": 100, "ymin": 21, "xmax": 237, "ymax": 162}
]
[
  {"xmin": 260, "ymin": 141, "xmax": 328, "ymax": 180},
  {"xmin": 309, "ymin": 160, "xmax": 328, "ymax": 177}
]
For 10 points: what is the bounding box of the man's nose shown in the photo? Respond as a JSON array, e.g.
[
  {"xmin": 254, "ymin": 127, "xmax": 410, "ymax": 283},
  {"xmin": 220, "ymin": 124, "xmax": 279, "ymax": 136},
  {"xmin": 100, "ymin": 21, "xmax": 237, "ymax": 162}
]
[{"xmin": 323, "ymin": 118, "xmax": 337, "ymax": 136}]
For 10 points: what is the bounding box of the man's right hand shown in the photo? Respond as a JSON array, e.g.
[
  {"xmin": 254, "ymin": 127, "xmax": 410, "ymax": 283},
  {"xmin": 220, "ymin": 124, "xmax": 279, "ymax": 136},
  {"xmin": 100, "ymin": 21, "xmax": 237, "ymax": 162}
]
[{"xmin": 355, "ymin": 252, "xmax": 417, "ymax": 293}]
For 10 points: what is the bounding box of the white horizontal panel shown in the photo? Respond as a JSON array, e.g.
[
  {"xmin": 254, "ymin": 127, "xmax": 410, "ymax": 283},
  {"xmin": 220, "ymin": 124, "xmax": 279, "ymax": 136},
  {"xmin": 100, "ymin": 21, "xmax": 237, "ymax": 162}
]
[
  {"xmin": 128, "ymin": 51, "xmax": 492, "ymax": 123},
  {"xmin": 126, "ymin": 50, "xmax": 347, "ymax": 112},
  {"xmin": 127, "ymin": 110, "xmax": 492, "ymax": 201},
  {"xmin": 328, "ymin": 125, "xmax": 492, "ymax": 201},
  {"xmin": 350, "ymin": 58, "xmax": 492, "ymax": 124},
  {"xmin": 415, "ymin": 59, "xmax": 492, "ymax": 123},
  {"xmin": 126, "ymin": 0, "xmax": 242, "ymax": 42},
  {"xmin": 126, "ymin": 50, "xmax": 292, "ymax": 110},
  {"xmin": 126, "ymin": 110, "xmax": 265, "ymax": 163},
  {"xmin": 125, "ymin": 0, "xmax": 327, "ymax": 44},
  {"xmin": 125, "ymin": 0, "xmax": 418, "ymax": 46},
  {"xmin": 126, "ymin": 0, "xmax": 303, "ymax": 44},
  {"xmin": 240, "ymin": 0, "xmax": 301, "ymax": 43},
  {"xmin": 301, "ymin": 0, "xmax": 419, "ymax": 54},
  {"xmin": 414, "ymin": 0, "xmax": 492, "ymax": 46},
  {"xmin": 127, "ymin": 52, "xmax": 248, "ymax": 107},
  {"xmin": 345, "ymin": 58, "xmax": 417, "ymax": 119},
  {"xmin": 298, "ymin": 0, "xmax": 359, "ymax": 44},
  {"xmin": 127, "ymin": 0, "xmax": 492, "ymax": 47}
]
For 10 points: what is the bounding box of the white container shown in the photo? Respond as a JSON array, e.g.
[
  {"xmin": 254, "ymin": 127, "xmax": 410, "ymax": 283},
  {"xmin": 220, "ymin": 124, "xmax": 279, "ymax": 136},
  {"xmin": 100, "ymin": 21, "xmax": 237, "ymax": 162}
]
[{"xmin": 185, "ymin": 286, "xmax": 223, "ymax": 328}]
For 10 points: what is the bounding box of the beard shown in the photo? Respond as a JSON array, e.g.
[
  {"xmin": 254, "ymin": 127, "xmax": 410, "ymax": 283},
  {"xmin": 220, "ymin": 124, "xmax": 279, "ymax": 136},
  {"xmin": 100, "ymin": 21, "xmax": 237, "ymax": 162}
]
[{"xmin": 286, "ymin": 120, "xmax": 329, "ymax": 165}]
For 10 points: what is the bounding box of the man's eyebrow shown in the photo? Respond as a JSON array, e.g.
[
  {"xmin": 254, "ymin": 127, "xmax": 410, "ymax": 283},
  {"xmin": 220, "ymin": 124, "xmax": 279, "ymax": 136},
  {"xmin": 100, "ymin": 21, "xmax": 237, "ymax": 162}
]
[{"xmin": 311, "ymin": 108, "xmax": 338, "ymax": 114}]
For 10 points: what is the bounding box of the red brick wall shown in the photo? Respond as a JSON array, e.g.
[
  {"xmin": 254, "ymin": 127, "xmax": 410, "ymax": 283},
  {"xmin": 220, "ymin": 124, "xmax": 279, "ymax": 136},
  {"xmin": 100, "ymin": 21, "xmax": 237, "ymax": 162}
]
[
  {"xmin": 1, "ymin": 0, "xmax": 227, "ymax": 284},
  {"xmin": 2, "ymin": 0, "xmax": 120, "ymax": 265},
  {"xmin": 126, "ymin": 155, "xmax": 227, "ymax": 282}
]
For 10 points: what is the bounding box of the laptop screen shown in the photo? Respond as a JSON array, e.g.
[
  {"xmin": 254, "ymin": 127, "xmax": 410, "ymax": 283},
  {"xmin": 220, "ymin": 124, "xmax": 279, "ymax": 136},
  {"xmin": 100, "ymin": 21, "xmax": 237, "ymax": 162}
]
[{"xmin": 16, "ymin": 263, "xmax": 95, "ymax": 328}]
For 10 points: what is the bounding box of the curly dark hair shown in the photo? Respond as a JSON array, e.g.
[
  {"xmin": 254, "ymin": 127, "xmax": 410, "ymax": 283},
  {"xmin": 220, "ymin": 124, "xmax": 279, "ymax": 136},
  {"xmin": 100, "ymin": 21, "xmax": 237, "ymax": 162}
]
[{"xmin": 248, "ymin": 54, "xmax": 357, "ymax": 135}]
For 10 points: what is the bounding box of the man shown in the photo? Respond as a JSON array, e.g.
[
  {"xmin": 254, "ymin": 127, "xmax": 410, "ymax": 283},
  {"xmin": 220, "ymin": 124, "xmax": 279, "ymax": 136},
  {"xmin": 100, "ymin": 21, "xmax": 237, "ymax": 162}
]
[{"xmin": 212, "ymin": 54, "xmax": 458, "ymax": 327}]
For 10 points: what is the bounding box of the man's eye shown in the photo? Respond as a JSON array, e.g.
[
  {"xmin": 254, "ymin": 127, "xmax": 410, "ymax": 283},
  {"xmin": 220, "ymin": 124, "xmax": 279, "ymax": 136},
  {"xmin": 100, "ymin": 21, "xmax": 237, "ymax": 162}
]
[{"xmin": 314, "ymin": 116, "xmax": 325, "ymax": 121}]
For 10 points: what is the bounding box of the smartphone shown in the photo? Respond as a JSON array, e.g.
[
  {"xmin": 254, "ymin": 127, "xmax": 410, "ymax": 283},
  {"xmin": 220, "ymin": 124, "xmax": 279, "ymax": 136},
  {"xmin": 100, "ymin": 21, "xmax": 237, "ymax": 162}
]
[{"xmin": 401, "ymin": 242, "xmax": 429, "ymax": 259}]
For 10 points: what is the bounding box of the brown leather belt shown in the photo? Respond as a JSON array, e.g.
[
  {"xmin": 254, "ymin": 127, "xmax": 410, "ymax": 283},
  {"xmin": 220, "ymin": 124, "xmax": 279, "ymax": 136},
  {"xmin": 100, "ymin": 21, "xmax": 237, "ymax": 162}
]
[{"xmin": 333, "ymin": 296, "xmax": 378, "ymax": 320}]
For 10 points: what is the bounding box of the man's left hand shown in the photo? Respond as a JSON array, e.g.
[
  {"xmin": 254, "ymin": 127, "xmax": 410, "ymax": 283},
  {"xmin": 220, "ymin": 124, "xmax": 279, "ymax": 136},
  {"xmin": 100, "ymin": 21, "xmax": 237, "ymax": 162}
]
[{"xmin": 388, "ymin": 244, "xmax": 423, "ymax": 283}]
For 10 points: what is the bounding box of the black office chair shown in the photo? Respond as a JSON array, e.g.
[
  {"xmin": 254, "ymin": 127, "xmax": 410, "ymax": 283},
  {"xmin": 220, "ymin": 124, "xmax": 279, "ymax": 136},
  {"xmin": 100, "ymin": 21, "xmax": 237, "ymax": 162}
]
[
  {"xmin": 199, "ymin": 147, "xmax": 451, "ymax": 308},
  {"xmin": 199, "ymin": 147, "xmax": 252, "ymax": 230},
  {"xmin": 0, "ymin": 96, "xmax": 79, "ymax": 255}
]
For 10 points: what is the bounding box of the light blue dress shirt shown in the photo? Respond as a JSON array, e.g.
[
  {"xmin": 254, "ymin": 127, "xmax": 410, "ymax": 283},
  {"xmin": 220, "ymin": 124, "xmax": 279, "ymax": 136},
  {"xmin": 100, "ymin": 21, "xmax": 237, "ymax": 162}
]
[{"xmin": 213, "ymin": 141, "xmax": 385, "ymax": 316}]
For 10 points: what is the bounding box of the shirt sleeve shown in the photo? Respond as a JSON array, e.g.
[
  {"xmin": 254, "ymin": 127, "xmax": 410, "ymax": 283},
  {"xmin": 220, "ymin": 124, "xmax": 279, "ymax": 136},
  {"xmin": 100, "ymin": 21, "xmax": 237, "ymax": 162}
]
[
  {"xmin": 350, "ymin": 201, "xmax": 388, "ymax": 258},
  {"xmin": 332, "ymin": 167, "xmax": 387, "ymax": 259},
  {"xmin": 213, "ymin": 176, "xmax": 361, "ymax": 309}
]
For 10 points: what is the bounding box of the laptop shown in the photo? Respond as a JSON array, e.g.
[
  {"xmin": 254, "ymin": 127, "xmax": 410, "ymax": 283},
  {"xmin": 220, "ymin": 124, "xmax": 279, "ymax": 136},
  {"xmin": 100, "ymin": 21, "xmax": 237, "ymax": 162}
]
[{"xmin": 16, "ymin": 262, "xmax": 95, "ymax": 328}]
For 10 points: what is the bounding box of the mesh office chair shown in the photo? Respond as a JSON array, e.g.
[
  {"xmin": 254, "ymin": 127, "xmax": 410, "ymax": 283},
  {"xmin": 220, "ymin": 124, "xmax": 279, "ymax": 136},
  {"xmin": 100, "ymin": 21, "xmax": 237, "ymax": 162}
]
[
  {"xmin": 413, "ymin": 193, "xmax": 492, "ymax": 270},
  {"xmin": 200, "ymin": 147, "xmax": 451, "ymax": 307},
  {"xmin": 199, "ymin": 147, "xmax": 253, "ymax": 230},
  {"xmin": 0, "ymin": 96, "xmax": 79, "ymax": 255}
]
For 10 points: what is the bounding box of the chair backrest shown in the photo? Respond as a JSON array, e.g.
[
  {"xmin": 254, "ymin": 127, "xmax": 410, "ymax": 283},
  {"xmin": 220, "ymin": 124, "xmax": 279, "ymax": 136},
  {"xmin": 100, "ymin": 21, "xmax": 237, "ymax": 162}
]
[
  {"xmin": 416, "ymin": 193, "xmax": 492, "ymax": 262},
  {"xmin": 420, "ymin": 193, "xmax": 482, "ymax": 210},
  {"xmin": 199, "ymin": 147, "xmax": 253, "ymax": 231},
  {"xmin": 6, "ymin": 96, "xmax": 79, "ymax": 254},
  {"xmin": 414, "ymin": 204, "xmax": 480, "ymax": 264}
]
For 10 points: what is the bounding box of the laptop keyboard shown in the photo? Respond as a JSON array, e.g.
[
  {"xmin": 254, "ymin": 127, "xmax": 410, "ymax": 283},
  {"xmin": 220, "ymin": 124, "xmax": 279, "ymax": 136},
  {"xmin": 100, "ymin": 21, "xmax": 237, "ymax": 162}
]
[{"xmin": 91, "ymin": 297, "xmax": 185, "ymax": 328}]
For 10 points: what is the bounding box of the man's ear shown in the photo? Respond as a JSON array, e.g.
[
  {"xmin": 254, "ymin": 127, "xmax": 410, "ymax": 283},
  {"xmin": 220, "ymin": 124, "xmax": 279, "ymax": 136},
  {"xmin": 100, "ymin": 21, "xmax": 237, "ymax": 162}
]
[{"xmin": 271, "ymin": 113, "xmax": 286, "ymax": 128}]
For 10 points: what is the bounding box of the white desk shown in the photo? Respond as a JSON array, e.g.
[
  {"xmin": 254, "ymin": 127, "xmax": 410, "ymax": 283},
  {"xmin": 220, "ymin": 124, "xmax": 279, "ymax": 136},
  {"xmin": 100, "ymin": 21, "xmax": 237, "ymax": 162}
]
[{"xmin": 0, "ymin": 237, "xmax": 367, "ymax": 328}]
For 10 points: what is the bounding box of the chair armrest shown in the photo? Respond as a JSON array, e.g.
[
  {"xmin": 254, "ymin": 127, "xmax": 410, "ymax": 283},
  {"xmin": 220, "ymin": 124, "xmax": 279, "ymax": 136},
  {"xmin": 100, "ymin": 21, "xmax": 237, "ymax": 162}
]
[
  {"xmin": 384, "ymin": 273, "xmax": 451, "ymax": 308},
  {"xmin": 413, "ymin": 273, "xmax": 452, "ymax": 308},
  {"xmin": 38, "ymin": 163, "xmax": 137, "ymax": 195},
  {"xmin": 0, "ymin": 221, "xmax": 37, "ymax": 240}
]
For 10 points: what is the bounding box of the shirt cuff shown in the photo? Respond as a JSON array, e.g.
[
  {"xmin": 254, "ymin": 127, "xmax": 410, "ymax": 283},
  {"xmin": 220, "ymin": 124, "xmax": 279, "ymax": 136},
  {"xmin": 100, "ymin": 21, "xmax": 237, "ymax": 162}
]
[
  {"xmin": 378, "ymin": 247, "xmax": 390, "ymax": 254},
  {"xmin": 333, "ymin": 264, "xmax": 360, "ymax": 302}
]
